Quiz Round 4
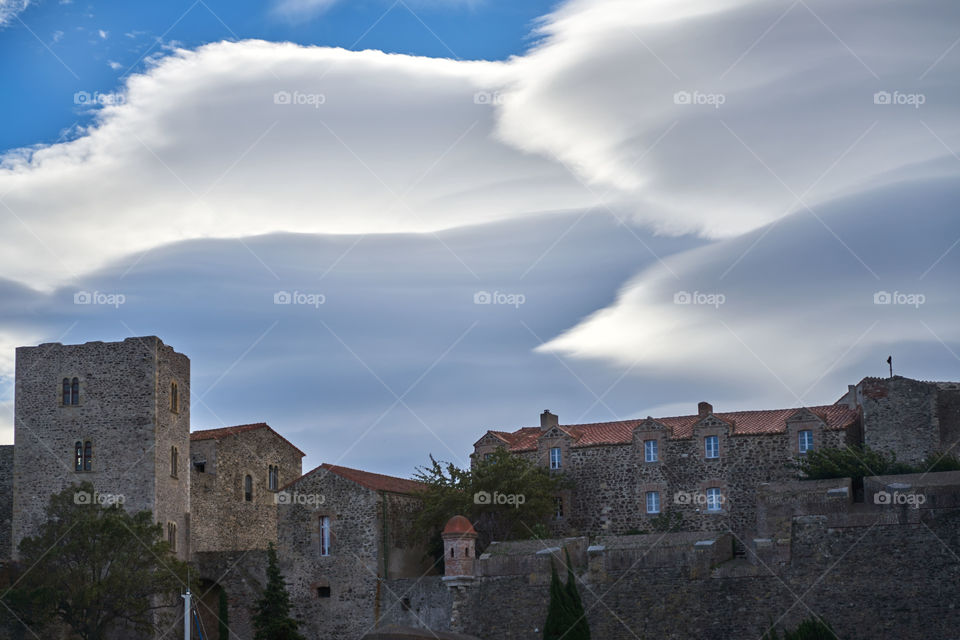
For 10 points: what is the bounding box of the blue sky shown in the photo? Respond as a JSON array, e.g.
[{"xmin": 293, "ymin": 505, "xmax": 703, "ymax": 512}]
[
  {"xmin": 1, "ymin": 0, "xmax": 958, "ymax": 478},
  {"xmin": 0, "ymin": 0, "xmax": 556, "ymax": 150}
]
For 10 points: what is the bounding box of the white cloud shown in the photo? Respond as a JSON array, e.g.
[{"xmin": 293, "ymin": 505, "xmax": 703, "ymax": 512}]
[
  {"xmin": 271, "ymin": 0, "xmax": 483, "ymax": 21},
  {"xmin": 108, "ymin": 60, "xmax": 122, "ymax": 70},
  {"xmin": 98, "ymin": 28, "xmax": 108, "ymax": 39},
  {"xmin": 0, "ymin": 0, "xmax": 28, "ymax": 26}
]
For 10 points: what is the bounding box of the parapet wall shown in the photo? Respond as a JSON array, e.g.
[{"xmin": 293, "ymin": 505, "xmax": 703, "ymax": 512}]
[{"xmin": 0, "ymin": 446, "xmax": 12, "ymax": 560}]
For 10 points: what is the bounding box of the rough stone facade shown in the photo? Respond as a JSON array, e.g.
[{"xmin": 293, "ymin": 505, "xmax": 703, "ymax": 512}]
[
  {"xmin": 190, "ymin": 424, "xmax": 304, "ymax": 552},
  {"xmin": 0, "ymin": 446, "xmax": 12, "ymax": 561},
  {"xmin": 277, "ymin": 464, "xmax": 434, "ymax": 640},
  {"xmin": 856, "ymin": 376, "xmax": 960, "ymax": 465},
  {"xmin": 11, "ymin": 337, "xmax": 191, "ymax": 560}
]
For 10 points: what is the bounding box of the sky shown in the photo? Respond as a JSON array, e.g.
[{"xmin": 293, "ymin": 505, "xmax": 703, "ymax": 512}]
[{"xmin": 0, "ymin": 0, "xmax": 958, "ymax": 478}]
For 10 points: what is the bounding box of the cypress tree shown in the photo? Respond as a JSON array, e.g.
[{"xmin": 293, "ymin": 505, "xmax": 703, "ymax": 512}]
[
  {"xmin": 252, "ymin": 543, "xmax": 305, "ymax": 640},
  {"xmin": 218, "ymin": 587, "xmax": 229, "ymax": 640},
  {"xmin": 543, "ymin": 561, "xmax": 568, "ymax": 640},
  {"xmin": 563, "ymin": 550, "xmax": 590, "ymax": 640}
]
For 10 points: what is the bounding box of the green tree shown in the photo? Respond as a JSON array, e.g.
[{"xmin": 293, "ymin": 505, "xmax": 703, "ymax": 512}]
[
  {"xmin": 795, "ymin": 444, "xmax": 910, "ymax": 481},
  {"xmin": 563, "ymin": 550, "xmax": 590, "ymax": 640},
  {"xmin": 413, "ymin": 449, "xmax": 572, "ymax": 554},
  {"xmin": 218, "ymin": 587, "xmax": 230, "ymax": 640},
  {"xmin": 6, "ymin": 481, "xmax": 189, "ymax": 640},
  {"xmin": 763, "ymin": 616, "xmax": 838, "ymax": 639},
  {"xmin": 542, "ymin": 552, "xmax": 590, "ymax": 640},
  {"xmin": 252, "ymin": 543, "xmax": 304, "ymax": 640}
]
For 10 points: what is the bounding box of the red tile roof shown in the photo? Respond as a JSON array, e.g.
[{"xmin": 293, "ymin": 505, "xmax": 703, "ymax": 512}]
[
  {"xmin": 191, "ymin": 422, "xmax": 306, "ymax": 457},
  {"xmin": 284, "ymin": 463, "xmax": 427, "ymax": 495},
  {"xmin": 485, "ymin": 404, "xmax": 859, "ymax": 452}
]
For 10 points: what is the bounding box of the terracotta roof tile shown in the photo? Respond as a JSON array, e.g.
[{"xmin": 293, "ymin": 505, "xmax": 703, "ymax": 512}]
[
  {"xmin": 487, "ymin": 404, "xmax": 859, "ymax": 452},
  {"xmin": 284, "ymin": 463, "xmax": 427, "ymax": 495},
  {"xmin": 191, "ymin": 422, "xmax": 306, "ymax": 457}
]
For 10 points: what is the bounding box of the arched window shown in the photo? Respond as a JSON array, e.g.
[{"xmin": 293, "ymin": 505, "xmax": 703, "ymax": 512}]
[
  {"xmin": 244, "ymin": 475, "xmax": 253, "ymax": 502},
  {"xmin": 82, "ymin": 441, "xmax": 92, "ymax": 471},
  {"xmin": 268, "ymin": 465, "xmax": 279, "ymax": 491},
  {"xmin": 170, "ymin": 446, "xmax": 178, "ymax": 478},
  {"xmin": 170, "ymin": 381, "xmax": 179, "ymax": 413},
  {"xmin": 71, "ymin": 378, "xmax": 79, "ymax": 405},
  {"xmin": 63, "ymin": 379, "xmax": 71, "ymax": 406},
  {"xmin": 74, "ymin": 441, "xmax": 83, "ymax": 471},
  {"xmin": 167, "ymin": 522, "xmax": 177, "ymax": 551}
]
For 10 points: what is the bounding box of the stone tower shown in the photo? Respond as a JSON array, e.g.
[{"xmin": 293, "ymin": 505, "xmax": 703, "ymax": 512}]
[
  {"xmin": 442, "ymin": 515, "xmax": 477, "ymax": 581},
  {"xmin": 11, "ymin": 337, "xmax": 191, "ymax": 559}
]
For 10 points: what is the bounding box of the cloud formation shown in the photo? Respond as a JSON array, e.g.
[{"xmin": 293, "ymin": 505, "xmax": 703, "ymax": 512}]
[{"xmin": 0, "ymin": 0, "xmax": 28, "ymax": 26}]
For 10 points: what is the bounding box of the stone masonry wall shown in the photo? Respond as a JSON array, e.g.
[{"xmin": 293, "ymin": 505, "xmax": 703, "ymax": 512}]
[
  {"xmin": 0, "ymin": 446, "xmax": 12, "ymax": 560},
  {"xmin": 12, "ymin": 337, "xmax": 191, "ymax": 559},
  {"xmin": 858, "ymin": 376, "xmax": 940, "ymax": 465},
  {"xmin": 190, "ymin": 427, "xmax": 302, "ymax": 553}
]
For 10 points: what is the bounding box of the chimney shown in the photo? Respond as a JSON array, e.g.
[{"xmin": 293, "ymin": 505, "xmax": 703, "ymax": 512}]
[
  {"xmin": 698, "ymin": 401, "xmax": 713, "ymax": 417},
  {"xmin": 540, "ymin": 410, "xmax": 559, "ymax": 430}
]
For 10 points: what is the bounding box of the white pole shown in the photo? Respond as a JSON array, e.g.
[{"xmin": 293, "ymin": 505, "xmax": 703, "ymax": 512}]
[{"xmin": 182, "ymin": 589, "xmax": 191, "ymax": 640}]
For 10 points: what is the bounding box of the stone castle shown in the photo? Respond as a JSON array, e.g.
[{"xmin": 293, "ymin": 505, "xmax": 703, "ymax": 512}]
[{"xmin": 2, "ymin": 336, "xmax": 960, "ymax": 640}]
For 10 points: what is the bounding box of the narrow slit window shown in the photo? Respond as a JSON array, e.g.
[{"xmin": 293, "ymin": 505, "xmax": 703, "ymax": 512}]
[
  {"xmin": 83, "ymin": 441, "xmax": 92, "ymax": 471},
  {"xmin": 71, "ymin": 378, "xmax": 79, "ymax": 405},
  {"xmin": 244, "ymin": 475, "xmax": 253, "ymax": 502},
  {"xmin": 319, "ymin": 516, "xmax": 331, "ymax": 556}
]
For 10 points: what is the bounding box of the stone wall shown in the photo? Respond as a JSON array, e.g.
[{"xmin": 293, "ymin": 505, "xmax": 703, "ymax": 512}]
[
  {"xmin": 0, "ymin": 446, "xmax": 12, "ymax": 560},
  {"xmin": 190, "ymin": 427, "xmax": 302, "ymax": 553},
  {"xmin": 194, "ymin": 550, "xmax": 268, "ymax": 640},
  {"xmin": 381, "ymin": 483, "xmax": 960, "ymax": 640},
  {"xmin": 858, "ymin": 376, "xmax": 941, "ymax": 465},
  {"xmin": 11, "ymin": 337, "xmax": 191, "ymax": 559}
]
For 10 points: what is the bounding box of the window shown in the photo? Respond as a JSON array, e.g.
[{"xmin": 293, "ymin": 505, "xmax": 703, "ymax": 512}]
[
  {"xmin": 646, "ymin": 491, "xmax": 660, "ymax": 514},
  {"xmin": 244, "ymin": 475, "xmax": 253, "ymax": 502},
  {"xmin": 268, "ymin": 465, "xmax": 279, "ymax": 491},
  {"xmin": 75, "ymin": 440, "xmax": 92, "ymax": 472},
  {"xmin": 549, "ymin": 447, "xmax": 562, "ymax": 470},
  {"xmin": 644, "ymin": 439, "xmax": 658, "ymax": 462},
  {"xmin": 798, "ymin": 430, "xmax": 814, "ymax": 454},
  {"xmin": 170, "ymin": 381, "xmax": 179, "ymax": 413},
  {"xmin": 706, "ymin": 488, "xmax": 722, "ymax": 512},
  {"xmin": 194, "ymin": 460, "xmax": 205, "ymax": 473},
  {"xmin": 319, "ymin": 516, "xmax": 331, "ymax": 556},
  {"xmin": 554, "ymin": 496, "xmax": 564, "ymax": 519},
  {"xmin": 63, "ymin": 377, "xmax": 79, "ymax": 405},
  {"xmin": 167, "ymin": 522, "xmax": 177, "ymax": 551},
  {"xmin": 483, "ymin": 453, "xmax": 493, "ymax": 461},
  {"xmin": 317, "ymin": 586, "xmax": 331, "ymax": 598},
  {"xmin": 704, "ymin": 435, "xmax": 719, "ymax": 459},
  {"xmin": 170, "ymin": 446, "xmax": 178, "ymax": 478}
]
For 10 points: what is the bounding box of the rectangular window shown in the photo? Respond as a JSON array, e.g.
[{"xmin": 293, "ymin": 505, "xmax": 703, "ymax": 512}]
[
  {"xmin": 554, "ymin": 496, "xmax": 564, "ymax": 519},
  {"xmin": 704, "ymin": 435, "xmax": 719, "ymax": 459},
  {"xmin": 317, "ymin": 586, "xmax": 331, "ymax": 598},
  {"xmin": 644, "ymin": 439, "xmax": 658, "ymax": 462},
  {"xmin": 549, "ymin": 447, "xmax": 562, "ymax": 470},
  {"xmin": 319, "ymin": 516, "xmax": 331, "ymax": 556},
  {"xmin": 167, "ymin": 522, "xmax": 177, "ymax": 551},
  {"xmin": 706, "ymin": 488, "xmax": 722, "ymax": 512},
  {"xmin": 645, "ymin": 491, "xmax": 660, "ymax": 514},
  {"xmin": 269, "ymin": 466, "xmax": 279, "ymax": 491},
  {"xmin": 798, "ymin": 430, "xmax": 814, "ymax": 454}
]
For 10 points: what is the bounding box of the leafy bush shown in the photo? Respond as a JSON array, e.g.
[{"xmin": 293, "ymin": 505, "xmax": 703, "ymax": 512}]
[
  {"xmin": 795, "ymin": 445, "xmax": 909, "ymax": 481},
  {"xmin": 763, "ymin": 616, "xmax": 838, "ymax": 639}
]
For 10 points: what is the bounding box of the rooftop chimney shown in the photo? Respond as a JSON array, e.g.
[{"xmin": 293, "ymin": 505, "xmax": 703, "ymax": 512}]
[
  {"xmin": 540, "ymin": 410, "xmax": 559, "ymax": 430},
  {"xmin": 698, "ymin": 401, "xmax": 713, "ymax": 417}
]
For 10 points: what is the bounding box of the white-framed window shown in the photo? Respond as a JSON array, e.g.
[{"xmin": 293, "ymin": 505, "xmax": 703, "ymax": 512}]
[
  {"xmin": 319, "ymin": 516, "xmax": 331, "ymax": 556},
  {"xmin": 798, "ymin": 430, "xmax": 814, "ymax": 454},
  {"xmin": 644, "ymin": 439, "xmax": 658, "ymax": 462},
  {"xmin": 645, "ymin": 491, "xmax": 660, "ymax": 514},
  {"xmin": 704, "ymin": 435, "xmax": 719, "ymax": 459},
  {"xmin": 554, "ymin": 496, "xmax": 564, "ymax": 519},
  {"xmin": 706, "ymin": 488, "xmax": 723, "ymax": 512},
  {"xmin": 549, "ymin": 447, "xmax": 562, "ymax": 470}
]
